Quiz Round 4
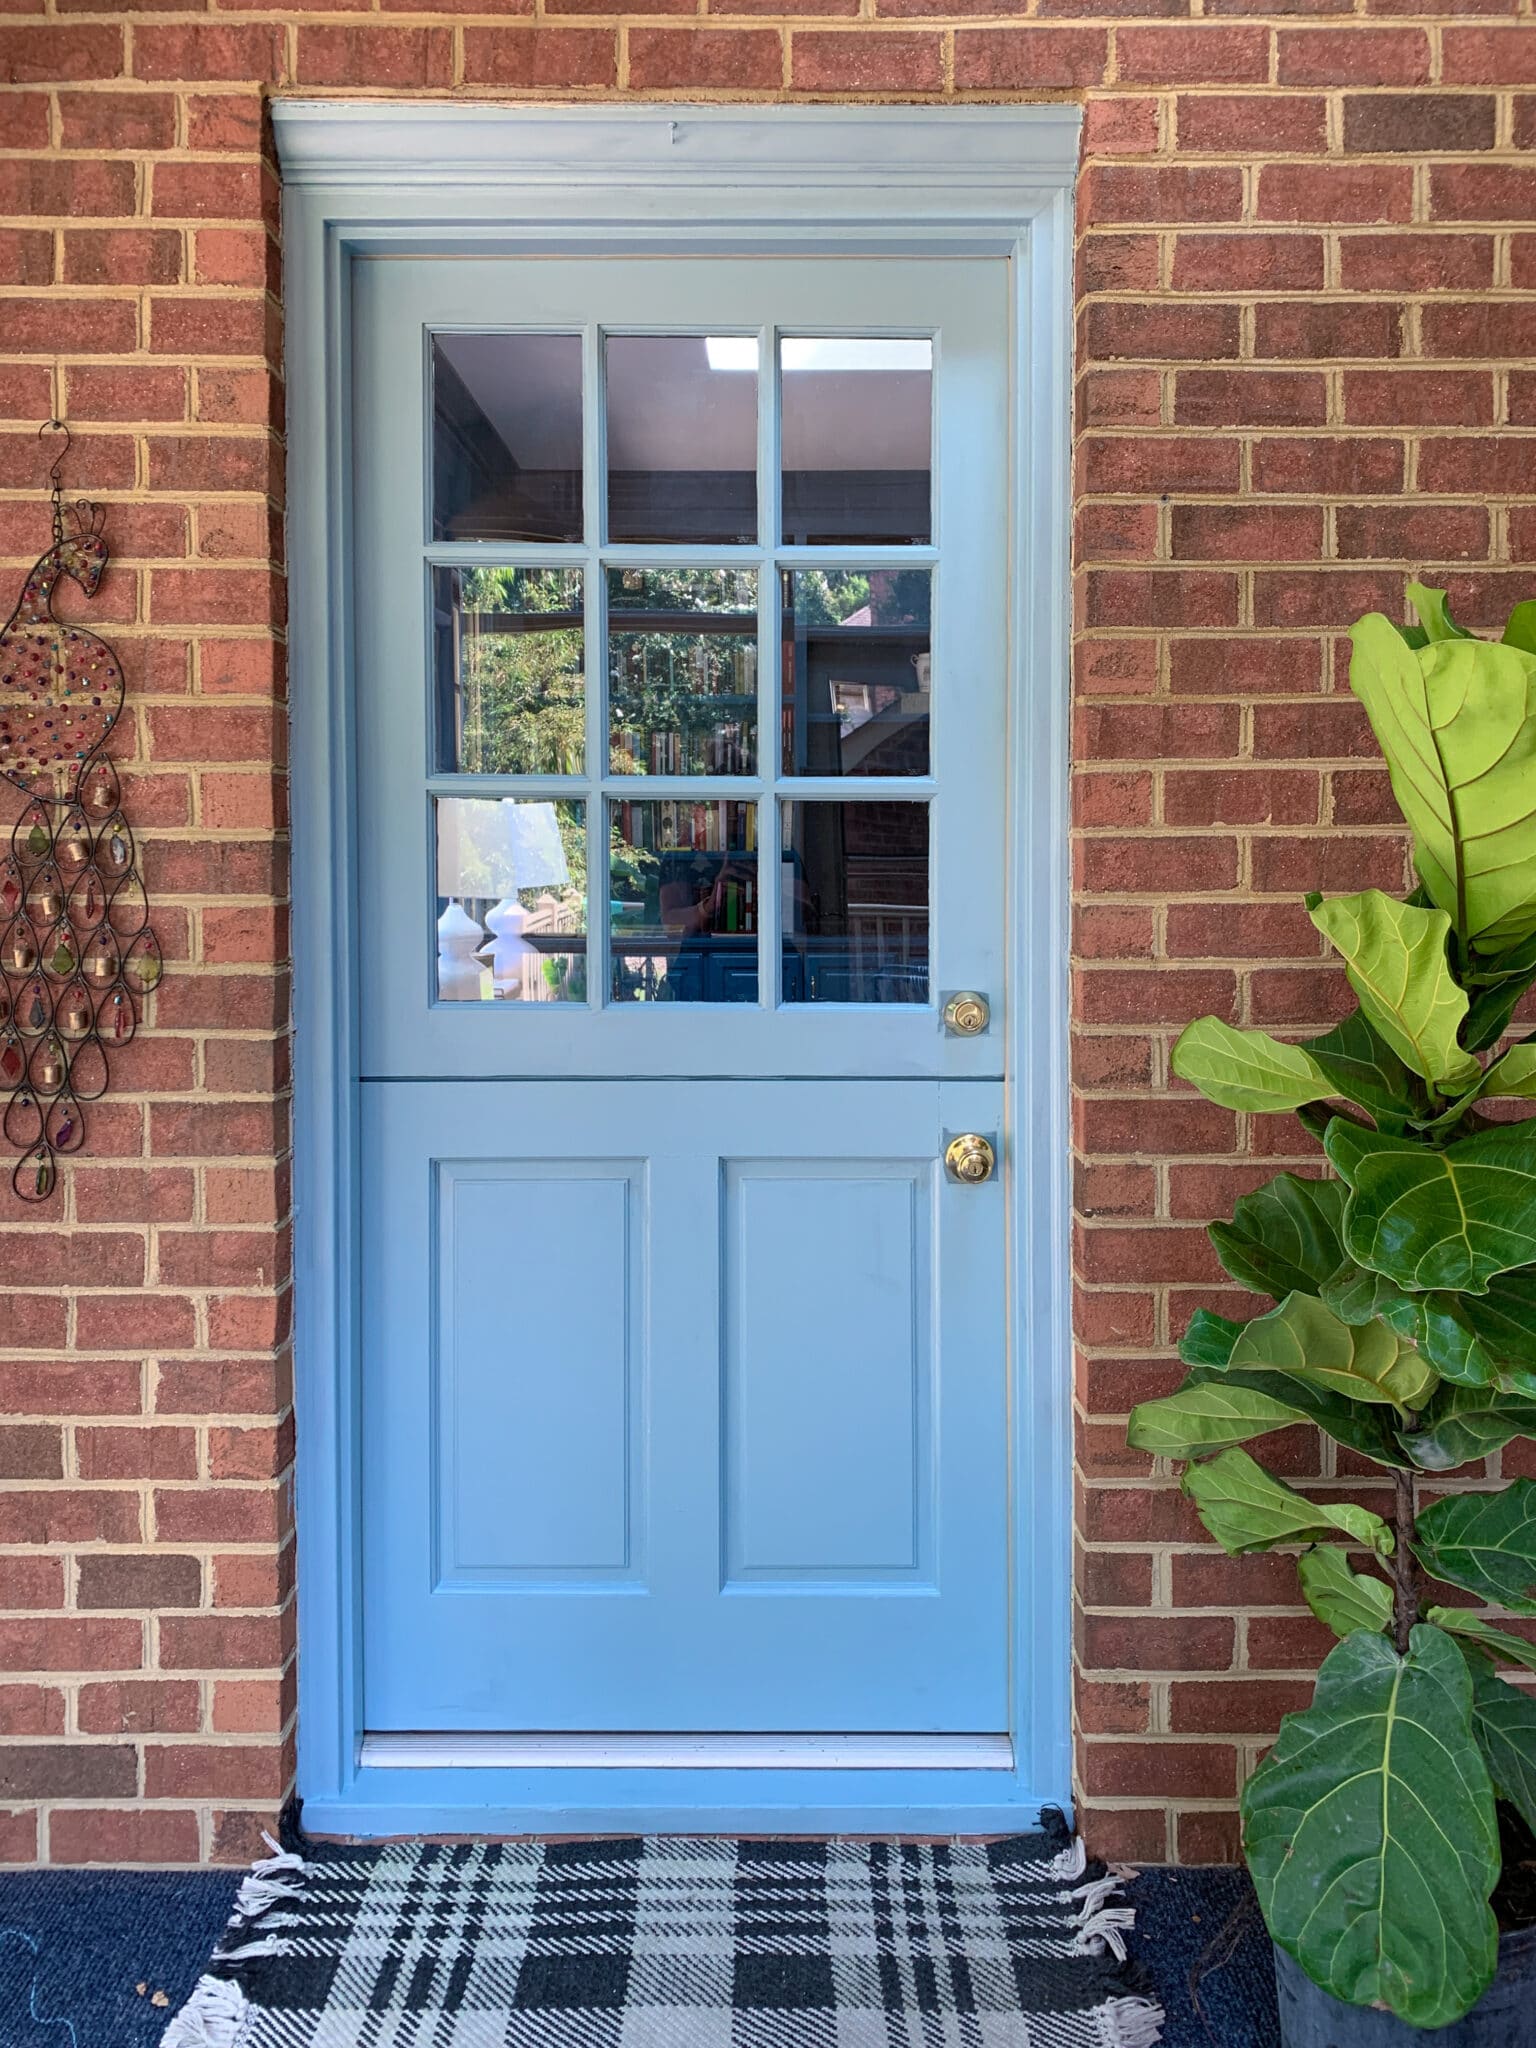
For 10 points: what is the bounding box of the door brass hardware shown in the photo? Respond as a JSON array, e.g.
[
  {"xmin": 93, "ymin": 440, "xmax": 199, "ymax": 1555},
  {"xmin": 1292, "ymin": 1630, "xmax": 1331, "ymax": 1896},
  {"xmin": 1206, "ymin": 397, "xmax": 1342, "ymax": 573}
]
[
  {"xmin": 945, "ymin": 1133, "xmax": 996, "ymax": 1184},
  {"xmin": 943, "ymin": 991, "xmax": 990, "ymax": 1037}
]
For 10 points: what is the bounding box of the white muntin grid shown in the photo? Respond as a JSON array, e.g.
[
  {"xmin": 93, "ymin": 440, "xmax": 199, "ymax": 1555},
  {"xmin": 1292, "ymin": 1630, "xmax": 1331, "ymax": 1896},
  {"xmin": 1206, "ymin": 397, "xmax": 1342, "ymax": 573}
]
[{"xmin": 420, "ymin": 322, "xmax": 939, "ymax": 1014}]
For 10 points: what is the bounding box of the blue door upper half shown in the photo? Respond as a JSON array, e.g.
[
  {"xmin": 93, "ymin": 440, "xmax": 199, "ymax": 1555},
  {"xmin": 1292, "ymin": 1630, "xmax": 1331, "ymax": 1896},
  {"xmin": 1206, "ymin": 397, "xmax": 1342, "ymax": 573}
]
[{"xmin": 354, "ymin": 256, "xmax": 1013, "ymax": 1733}]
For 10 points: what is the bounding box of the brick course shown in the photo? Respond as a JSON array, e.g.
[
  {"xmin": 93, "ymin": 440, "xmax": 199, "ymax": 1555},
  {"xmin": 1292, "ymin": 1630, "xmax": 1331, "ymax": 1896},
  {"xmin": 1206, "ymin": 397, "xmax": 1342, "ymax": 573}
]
[{"xmin": 0, "ymin": 0, "xmax": 1532, "ymax": 1867}]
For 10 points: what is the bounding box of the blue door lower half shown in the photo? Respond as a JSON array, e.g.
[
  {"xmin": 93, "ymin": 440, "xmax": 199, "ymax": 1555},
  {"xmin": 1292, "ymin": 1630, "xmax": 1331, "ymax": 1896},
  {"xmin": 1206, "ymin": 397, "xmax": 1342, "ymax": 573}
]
[{"xmin": 361, "ymin": 1078, "xmax": 1007, "ymax": 1734}]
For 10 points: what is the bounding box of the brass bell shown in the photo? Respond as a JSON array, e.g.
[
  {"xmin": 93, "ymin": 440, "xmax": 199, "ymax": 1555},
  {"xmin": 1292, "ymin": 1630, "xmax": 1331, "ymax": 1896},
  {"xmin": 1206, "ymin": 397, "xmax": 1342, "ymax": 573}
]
[{"xmin": 35, "ymin": 1039, "xmax": 64, "ymax": 1091}]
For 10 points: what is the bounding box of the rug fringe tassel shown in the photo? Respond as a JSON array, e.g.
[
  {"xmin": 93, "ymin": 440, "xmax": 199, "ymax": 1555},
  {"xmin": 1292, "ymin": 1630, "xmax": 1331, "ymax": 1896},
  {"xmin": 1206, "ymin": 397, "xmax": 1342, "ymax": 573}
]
[
  {"xmin": 228, "ymin": 1833, "xmax": 306, "ymax": 1925},
  {"xmin": 1058, "ymin": 1835, "xmax": 1166, "ymax": 2041},
  {"xmin": 1098, "ymin": 1993, "xmax": 1166, "ymax": 2048},
  {"xmin": 159, "ymin": 1832, "xmax": 309, "ymax": 2046},
  {"xmin": 159, "ymin": 1975, "xmax": 248, "ymax": 2048}
]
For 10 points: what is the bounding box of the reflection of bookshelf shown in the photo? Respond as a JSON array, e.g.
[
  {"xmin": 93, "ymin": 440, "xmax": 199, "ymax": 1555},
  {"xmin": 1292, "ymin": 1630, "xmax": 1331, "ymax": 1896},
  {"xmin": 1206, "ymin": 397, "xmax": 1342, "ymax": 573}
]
[
  {"xmin": 613, "ymin": 720, "xmax": 755, "ymax": 776},
  {"xmin": 613, "ymin": 800, "xmax": 757, "ymax": 855},
  {"xmin": 610, "ymin": 629, "xmax": 759, "ymax": 775}
]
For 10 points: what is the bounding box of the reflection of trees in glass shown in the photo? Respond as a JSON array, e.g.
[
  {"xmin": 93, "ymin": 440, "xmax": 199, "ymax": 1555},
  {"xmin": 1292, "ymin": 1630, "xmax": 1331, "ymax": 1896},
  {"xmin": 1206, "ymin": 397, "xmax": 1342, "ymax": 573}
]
[
  {"xmin": 792, "ymin": 569, "xmax": 869, "ymax": 627},
  {"xmin": 454, "ymin": 566, "xmax": 584, "ymax": 776},
  {"xmin": 607, "ymin": 567, "xmax": 758, "ymax": 776},
  {"xmin": 790, "ymin": 567, "xmax": 928, "ymax": 629}
]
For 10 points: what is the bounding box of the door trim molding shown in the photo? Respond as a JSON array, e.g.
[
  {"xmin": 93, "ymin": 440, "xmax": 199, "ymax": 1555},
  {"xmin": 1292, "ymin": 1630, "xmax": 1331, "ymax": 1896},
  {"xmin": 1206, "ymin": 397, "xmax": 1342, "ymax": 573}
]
[
  {"xmin": 277, "ymin": 100, "xmax": 1077, "ymax": 1837},
  {"xmin": 274, "ymin": 98, "xmax": 1081, "ymax": 191}
]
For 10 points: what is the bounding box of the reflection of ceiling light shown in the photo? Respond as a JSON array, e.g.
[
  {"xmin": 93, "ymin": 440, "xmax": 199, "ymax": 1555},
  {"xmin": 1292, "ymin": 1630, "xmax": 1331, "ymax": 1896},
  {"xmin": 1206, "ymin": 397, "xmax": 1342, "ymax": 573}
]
[
  {"xmin": 704, "ymin": 336, "xmax": 759, "ymax": 371},
  {"xmin": 704, "ymin": 337, "xmax": 932, "ymax": 373}
]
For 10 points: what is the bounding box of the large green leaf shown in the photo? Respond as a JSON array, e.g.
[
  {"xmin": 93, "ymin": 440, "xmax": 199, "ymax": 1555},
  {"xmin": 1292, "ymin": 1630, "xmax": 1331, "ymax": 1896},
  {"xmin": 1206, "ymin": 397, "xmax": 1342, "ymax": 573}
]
[
  {"xmin": 1310, "ymin": 891, "xmax": 1480, "ymax": 1091},
  {"xmin": 1429, "ymin": 1607, "xmax": 1536, "ymax": 1674},
  {"xmin": 1461, "ymin": 1267, "xmax": 1536, "ymax": 1395},
  {"xmin": 1230, "ymin": 1290, "xmax": 1435, "ymax": 1410},
  {"xmin": 1415, "ymin": 1041, "xmax": 1536, "ymax": 1134},
  {"xmin": 1340, "ymin": 1119, "xmax": 1536, "ymax": 1294},
  {"xmin": 1178, "ymin": 1309, "xmax": 1245, "ymax": 1369},
  {"xmin": 1303, "ymin": 1009, "xmax": 1421, "ymax": 1127},
  {"xmin": 1463, "ymin": 931, "xmax": 1536, "ymax": 1053},
  {"xmin": 1399, "ymin": 1383, "xmax": 1536, "ymax": 1472},
  {"xmin": 1208, "ymin": 1174, "xmax": 1348, "ymax": 1301},
  {"xmin": 1188, "ymin": 1363, "xmax": 1411, "ymax": 1469},
  {"xmin": 1242, "ymin": 1625, "xmax": 1498, "ymax": 2030},
  {"xmin": 1325, "ymin": 1246, "xmax": 1536, "ymax": 1393},
  {"xmin": 1407, "ymin": 582, "xmax": 1474, "ymax": 644},
  {"xmin": 1322, "ymin": 1260, "xmax": 1404, "ymax": 1326},
  {"xmin": 1329, "ymin": 1270, "xmax": 1502, "ymax": 1389},
  {"xmin": 1467, "ymin": 1655, "xmax": 1536, "ymax": 1838},
  {"xmin": 1415, "ymin": 1479, "xmax": 1536, "ymax": 1611},
  {"xmin": 1184, "ymin": 1447, "xmax": 1393, "ymax": 1556},
  {"xmin": 1349, "ymin": 620, "xmax": 1536, "ymax": 954},
  {"xmin": 1297, "ymin": 1544, "xmax": 1393, "ymax": 1637},
  {"xmin": 1171, "ymin": 1017, "xmax": 1336, "ymax": 1114},
  {"xmin": 1127, "ymin": 1380, "xmax": 1306, "ymax": 1460},
  {"xmin": 1478, "ymin": 1039, "xmax": 1536, "ymax": 1101},
  {"xmin": 1323, "ymin": 1116, "xmax": 1422, "ymax": 1189},
  {"xmin": 1505, "ymin": 601, "xmax": 1536, "ymax": 656}
]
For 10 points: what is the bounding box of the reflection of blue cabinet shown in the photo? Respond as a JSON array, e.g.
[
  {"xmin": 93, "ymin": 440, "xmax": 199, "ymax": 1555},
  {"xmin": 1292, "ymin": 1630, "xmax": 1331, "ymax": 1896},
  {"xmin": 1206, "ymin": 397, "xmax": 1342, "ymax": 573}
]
[
  {"xmin": 658, "ymin": 936, "xmax": 759, "ymax": 1005},
  {"xmin": 781, "ymin": 942, "xmax": 930, "ymax": 1007}
]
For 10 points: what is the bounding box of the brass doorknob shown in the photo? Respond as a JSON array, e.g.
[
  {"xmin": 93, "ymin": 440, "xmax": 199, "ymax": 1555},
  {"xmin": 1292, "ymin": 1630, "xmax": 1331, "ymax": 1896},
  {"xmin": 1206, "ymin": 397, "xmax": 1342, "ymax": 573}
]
[{"xmin": 945, "ymin": 1133, "xmax": 996, "ymax": 1184}]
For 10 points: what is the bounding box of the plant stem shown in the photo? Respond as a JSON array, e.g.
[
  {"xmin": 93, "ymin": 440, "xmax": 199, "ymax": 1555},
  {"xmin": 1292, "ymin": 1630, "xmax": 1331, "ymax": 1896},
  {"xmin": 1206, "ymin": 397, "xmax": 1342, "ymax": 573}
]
[{"xmin": 1392, "ymin": 1465, "xmax": 1419, "ymax": 1655}]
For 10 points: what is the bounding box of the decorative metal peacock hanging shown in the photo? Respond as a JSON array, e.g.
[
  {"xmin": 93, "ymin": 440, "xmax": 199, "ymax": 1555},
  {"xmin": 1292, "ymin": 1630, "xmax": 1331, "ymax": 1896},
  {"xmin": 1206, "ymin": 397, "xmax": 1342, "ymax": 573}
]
[{"xmin": 0, "ymin": 423, "xmax": 162, "ymax": 1202}]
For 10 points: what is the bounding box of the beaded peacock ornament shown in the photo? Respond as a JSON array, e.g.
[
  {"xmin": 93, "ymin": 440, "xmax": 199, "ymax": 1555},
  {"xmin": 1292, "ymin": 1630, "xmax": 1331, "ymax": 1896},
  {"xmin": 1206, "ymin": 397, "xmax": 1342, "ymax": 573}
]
[{"xmin": 0, "ymin": 424, "xmax": 161, "ymax": 1202}]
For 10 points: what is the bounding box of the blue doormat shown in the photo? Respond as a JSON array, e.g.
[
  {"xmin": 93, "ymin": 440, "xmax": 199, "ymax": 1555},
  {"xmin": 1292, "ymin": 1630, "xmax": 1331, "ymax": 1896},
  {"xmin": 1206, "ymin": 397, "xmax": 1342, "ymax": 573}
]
[
  {"xmin": 162, "ymin": 1817, "xmax": 1165, "ymax": 2045},
  {"xmin": 0, "ymin": 1868, "xmax": 239, "ymax": 2048}
]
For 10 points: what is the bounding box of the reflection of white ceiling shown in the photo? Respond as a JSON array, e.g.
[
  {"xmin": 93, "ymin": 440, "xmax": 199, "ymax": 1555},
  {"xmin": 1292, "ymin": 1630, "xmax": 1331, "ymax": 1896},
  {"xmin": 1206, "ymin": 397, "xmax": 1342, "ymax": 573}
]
[{"xmin": 436, "ymin": 333, "xmax": 930, "ymax": 475}]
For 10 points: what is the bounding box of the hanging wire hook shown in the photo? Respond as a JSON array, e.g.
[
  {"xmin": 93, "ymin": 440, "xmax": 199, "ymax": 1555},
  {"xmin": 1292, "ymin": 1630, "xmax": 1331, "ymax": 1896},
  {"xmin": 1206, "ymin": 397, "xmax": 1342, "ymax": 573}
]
[{"xmin": 38, "ymin": 419, "xmax": 70, "ymax": 547}]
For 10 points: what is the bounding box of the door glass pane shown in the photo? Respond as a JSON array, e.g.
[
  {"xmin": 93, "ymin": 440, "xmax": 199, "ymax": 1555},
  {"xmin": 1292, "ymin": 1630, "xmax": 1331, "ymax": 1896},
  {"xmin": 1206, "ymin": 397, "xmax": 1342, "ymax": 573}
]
[
  {"xmin": 610, "ymin": 799, "xmax": 758, "ymax": 1005},
  {"xmin": 781, "ymin": 800, "xmax": 928, "ymax": 1005},
  {"xmin": 608, "ymin": 568, "xmax": 758, "ymax": 777},
  {"xmin": 432, "ymin": 334, "xmax": 583, "ymax": 543},
  {"xmin": 780, "ymin": 337, "xmax": 932, "ymax": 546},
  {"xmin": 781, "ymin": 569, "xmax": 931, "ymax": 778},
  {"xmin": 433, "ymin": 567, "xmax": 584, "ymax": 776},
  {"xmin": 435, "ymin": 796, "xmax": 587, "ymax": 1004},
  {"xmin": 606, "ymin": 336, "xmax": 757, "ymax": 544}
]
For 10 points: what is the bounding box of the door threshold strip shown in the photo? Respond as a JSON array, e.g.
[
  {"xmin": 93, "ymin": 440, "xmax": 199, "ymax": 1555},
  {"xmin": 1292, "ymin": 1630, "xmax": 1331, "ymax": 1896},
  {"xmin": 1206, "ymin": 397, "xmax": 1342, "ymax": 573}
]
[{"xmin": 361, "ymin": 1732, "xmax": 1015, "ymax": 1771}]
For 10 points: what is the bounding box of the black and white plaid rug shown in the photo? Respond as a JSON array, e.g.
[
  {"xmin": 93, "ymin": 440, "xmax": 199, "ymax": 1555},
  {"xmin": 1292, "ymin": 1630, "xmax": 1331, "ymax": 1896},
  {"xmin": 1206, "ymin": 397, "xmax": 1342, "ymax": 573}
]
[{"xmin": 162, "ymin": 1821, "xmax": 1162, "ymax": 2046}]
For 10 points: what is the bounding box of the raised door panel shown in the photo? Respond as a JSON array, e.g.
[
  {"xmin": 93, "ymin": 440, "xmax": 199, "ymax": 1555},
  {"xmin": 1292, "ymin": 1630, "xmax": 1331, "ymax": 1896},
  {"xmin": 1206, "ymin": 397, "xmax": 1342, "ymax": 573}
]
[
  {"xmin": 723, "ymin": 1163, "xmax": 931, "ymax": 1584},
  {"xmin": 435, "ymin": 1163, "xmax": 642, "ymax": 1583}
]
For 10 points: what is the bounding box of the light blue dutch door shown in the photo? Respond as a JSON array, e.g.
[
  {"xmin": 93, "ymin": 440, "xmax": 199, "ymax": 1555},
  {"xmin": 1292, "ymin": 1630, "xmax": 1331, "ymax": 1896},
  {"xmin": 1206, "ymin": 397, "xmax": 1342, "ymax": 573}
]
[{"xmin": 353, "ymin": 255, "xmax": 1012, "ymax": 1744}]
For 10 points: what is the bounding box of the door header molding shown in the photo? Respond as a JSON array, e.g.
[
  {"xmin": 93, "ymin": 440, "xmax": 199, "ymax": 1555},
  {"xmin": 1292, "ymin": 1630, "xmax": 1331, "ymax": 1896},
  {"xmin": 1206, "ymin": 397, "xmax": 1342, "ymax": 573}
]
[{"xmin": 271, "ymin": 100, "xmax": 1082, "ymax": 198}]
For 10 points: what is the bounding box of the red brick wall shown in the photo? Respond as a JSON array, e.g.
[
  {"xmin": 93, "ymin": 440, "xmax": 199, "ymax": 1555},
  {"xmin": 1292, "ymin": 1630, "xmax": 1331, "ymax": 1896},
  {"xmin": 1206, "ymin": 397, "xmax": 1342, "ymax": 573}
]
[{"xmin": 0, "ymin": 5, "xmax": 1531, "ymax": 1865}]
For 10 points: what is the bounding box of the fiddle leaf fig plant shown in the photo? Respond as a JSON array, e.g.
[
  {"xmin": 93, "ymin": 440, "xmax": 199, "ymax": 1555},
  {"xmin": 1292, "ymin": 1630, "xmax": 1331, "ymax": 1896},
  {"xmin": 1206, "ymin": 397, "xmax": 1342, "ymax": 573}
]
[{"xmin": 1127, "ymin": 584, "xmax": 1536, "ymax": 2028}]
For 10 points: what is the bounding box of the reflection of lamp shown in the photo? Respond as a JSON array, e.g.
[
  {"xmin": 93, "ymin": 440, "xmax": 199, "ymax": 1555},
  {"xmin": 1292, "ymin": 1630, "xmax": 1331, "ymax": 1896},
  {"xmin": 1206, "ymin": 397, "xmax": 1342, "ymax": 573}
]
[
  {"xmin": 484, "ymin": 801, "xmax": 570, "ymax": 992},
  {"xmin": 436, "ymin": 798, "xmax": 509, "ymax": 1002}
]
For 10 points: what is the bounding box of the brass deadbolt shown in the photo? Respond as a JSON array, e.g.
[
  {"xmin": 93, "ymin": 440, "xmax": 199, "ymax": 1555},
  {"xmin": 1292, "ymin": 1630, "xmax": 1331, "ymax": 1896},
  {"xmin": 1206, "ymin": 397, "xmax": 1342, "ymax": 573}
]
[
  {"xmin": 943, "ymin": 991, "xmax": 990, "ymax": 1037},
  {"xmin": 945, "ymin": 1133, "xmax": 996, "ymax": 1184}
]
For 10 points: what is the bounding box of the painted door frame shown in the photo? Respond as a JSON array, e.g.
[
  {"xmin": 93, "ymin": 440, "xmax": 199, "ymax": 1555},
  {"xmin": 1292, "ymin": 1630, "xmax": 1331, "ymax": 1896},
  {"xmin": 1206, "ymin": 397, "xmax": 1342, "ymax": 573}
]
[{"xmin": 274, "ymin": 99, "xmax": 1078, "ymax": 1836}]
